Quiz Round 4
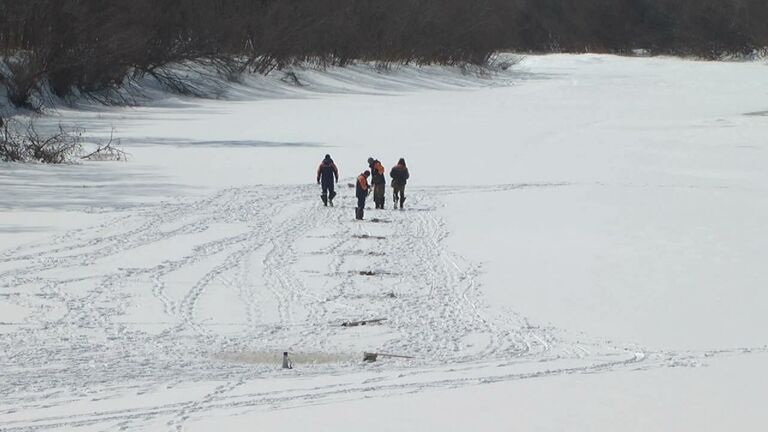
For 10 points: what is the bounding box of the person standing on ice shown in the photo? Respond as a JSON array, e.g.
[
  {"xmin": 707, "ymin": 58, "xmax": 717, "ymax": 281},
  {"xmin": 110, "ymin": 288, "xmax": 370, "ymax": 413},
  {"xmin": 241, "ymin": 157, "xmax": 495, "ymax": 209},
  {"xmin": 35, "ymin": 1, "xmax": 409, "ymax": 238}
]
[
  {"xmin": 390, "ymin": 158, "xmax": 410, "ymax": 209},
  {"xmin": 355, "ymin": 170, "xmax": 371, "ymax": 220},
  {"xmin": 367, "ymin": 157, "xmax": 386, "ymax": 209},
  {"xmin": 316, "ymin": 154, "xmax": 339, "ymax": 207}
]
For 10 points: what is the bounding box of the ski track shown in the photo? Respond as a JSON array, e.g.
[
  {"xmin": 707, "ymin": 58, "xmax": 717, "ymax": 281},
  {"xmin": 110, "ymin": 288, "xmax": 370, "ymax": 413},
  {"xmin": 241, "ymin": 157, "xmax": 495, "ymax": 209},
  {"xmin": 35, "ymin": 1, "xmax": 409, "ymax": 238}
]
[{"xmin": 0, "ymin": 183, "xmax": 763, "ymax": 431}]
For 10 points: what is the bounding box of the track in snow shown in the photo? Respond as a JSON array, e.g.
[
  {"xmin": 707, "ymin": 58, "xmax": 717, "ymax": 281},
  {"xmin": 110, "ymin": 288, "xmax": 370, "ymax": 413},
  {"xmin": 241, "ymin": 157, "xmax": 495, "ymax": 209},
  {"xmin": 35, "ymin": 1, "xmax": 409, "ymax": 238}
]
[{"xmin": 0, "ymin": 184, "xmax": 762, "ymax": 431}]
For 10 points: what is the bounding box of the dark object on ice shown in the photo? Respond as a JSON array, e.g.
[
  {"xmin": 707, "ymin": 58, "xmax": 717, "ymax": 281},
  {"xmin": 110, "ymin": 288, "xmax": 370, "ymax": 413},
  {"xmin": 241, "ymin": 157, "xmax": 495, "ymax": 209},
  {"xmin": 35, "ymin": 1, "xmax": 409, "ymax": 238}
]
[
  {"xmin": 745, "ymin": 110, "xmax": 768, "ymax": 117},
  {"xmin": 363, "ymin": 352, "xmax": 415, "ymax": 362},
  {"xmin": 317, "ymin": 155, "xmax": 339, "ymax": 207},
  {"xmin": 390, "ymin": 158, "xmax": 409, "ymax": 209},
  {"xmin": 282, "ymin": 351, "xmax": 293, "ymax": 369},
  {"xmin": 353, "ymin": 270, "xmax": 396, "ymax": 277},
  {"xmin": 342, "ymin": 318, "xmax": 387, "ymax": 327},
  {"xmin": 353, "ymin": 234, "xmax": 386, "ymax": 240}
]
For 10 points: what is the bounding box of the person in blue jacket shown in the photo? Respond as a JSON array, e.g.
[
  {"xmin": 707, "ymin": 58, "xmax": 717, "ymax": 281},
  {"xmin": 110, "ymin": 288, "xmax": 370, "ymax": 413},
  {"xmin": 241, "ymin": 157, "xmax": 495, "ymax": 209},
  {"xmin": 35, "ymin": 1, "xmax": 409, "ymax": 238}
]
[{"xmin": 316, "ymin": 154, "xmax": 339, "ymax": 206}]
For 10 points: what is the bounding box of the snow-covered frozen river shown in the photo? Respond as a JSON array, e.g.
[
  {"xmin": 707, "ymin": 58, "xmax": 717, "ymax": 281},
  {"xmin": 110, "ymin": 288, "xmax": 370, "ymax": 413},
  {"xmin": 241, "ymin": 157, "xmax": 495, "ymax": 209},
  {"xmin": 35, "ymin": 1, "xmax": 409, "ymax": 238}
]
[{"xmin": 1, "ymin": 55, "xmax": 767, "ymax": 431}]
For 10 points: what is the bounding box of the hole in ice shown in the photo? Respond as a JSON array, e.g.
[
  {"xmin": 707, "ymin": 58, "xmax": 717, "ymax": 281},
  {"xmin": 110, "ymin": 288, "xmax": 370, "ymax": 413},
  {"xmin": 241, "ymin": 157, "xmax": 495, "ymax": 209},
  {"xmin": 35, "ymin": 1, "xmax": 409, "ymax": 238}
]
[
  {"xmin": 344, "ymin": 250, "xmax": 386, "ymax": 256},
  {"xmin": 341, "ymin": 318, "xmax": 387, "ymax": 327},
  {"xmin": 353, "ymin": 234, "xmax": 386, "ymax": 240},
  {"xmin": 346, "ymin": 291, "xmax": 399, "ymax": 300},
  {"xmin": 355, "ymin": 270, "xmax": 396, "ymax": 276},
  {"xmin": 215, "ymin": 351, "xmax": 355, "ymax": 365}
]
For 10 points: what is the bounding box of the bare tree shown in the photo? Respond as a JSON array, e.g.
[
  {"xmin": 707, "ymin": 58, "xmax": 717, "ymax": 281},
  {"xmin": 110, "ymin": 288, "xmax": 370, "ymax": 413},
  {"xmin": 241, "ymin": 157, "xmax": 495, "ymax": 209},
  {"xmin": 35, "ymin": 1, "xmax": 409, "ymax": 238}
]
[{"xmin": 2, "ymin": 0, "xmax": 767, "ymax": 108}]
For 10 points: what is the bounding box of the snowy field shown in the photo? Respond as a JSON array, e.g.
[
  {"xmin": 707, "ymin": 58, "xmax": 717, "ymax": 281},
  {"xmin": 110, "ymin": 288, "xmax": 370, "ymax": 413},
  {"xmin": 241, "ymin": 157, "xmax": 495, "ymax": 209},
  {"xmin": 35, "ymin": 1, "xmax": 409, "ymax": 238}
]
[{"xmin": 1, "ymin": 54, "xmax": 767, "ymax": 431}]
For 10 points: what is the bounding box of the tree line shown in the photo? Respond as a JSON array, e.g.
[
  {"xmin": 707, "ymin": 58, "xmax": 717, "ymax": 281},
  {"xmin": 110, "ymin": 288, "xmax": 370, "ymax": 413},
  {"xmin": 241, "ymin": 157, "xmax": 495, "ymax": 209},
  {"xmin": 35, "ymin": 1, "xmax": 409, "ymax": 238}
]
[{"xmin": 1, "ymin": 0, "xmax": 767, "ymax": 108}]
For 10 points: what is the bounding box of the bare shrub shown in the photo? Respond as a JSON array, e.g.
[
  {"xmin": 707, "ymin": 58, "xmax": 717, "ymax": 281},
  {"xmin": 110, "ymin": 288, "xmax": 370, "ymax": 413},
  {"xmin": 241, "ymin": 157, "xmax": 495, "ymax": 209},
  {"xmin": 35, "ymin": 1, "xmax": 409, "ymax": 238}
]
[
  {"xmin": 0, "ymin": 53, "xmax": 46, "ymax": 109},
  {"xmin": 1, "ymin": 118, "xmax": 28, "ymax": 162},
  {"xmin": 488, "ymin": 54, "xmax": 523, "ymax": 72},
  {"xmin": 24, "ymin": 123, "xmax": 83, "ymax": 164},
  {"xmin": 1, "ymin": 117, "xmax": 27, "ymax": 162},
  {"xmin": 0, "ymin": 118, "xmax": 82, "ymax": 164},
  {"xmin": 81, "ymin": 129, "xmax": 128, "ymax": 162}
]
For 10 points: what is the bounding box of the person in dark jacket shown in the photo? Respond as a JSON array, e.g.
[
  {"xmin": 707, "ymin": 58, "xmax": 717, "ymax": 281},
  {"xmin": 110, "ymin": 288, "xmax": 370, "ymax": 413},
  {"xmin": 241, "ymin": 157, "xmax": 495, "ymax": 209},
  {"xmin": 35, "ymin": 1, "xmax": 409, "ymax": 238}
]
[
  {"xmin": 317, "ymin": 154, "xmax": 339, "ymax": 206},
  {"xmin": 390, "ymin": 158, "xmax": 410, "ymax": 209},
  {"xmin": 355, "ymin": 170, "xmax": 370, "ymax": 220},
  {"xmin": 367, "ymin": 157, "xmax": 386, "ymax": 209}
]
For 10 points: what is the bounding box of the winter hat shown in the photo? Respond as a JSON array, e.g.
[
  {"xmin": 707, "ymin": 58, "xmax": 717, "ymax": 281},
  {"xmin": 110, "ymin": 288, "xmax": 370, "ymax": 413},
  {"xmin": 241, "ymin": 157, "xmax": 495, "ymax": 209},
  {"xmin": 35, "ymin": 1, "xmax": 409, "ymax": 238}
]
[
  {"xmin": 363, "ymin": 170, "xmax": 371, "ymax": 176},
  {"xmin": 367, "ymin": 157, "xmax": 374, "ymax": 164}
]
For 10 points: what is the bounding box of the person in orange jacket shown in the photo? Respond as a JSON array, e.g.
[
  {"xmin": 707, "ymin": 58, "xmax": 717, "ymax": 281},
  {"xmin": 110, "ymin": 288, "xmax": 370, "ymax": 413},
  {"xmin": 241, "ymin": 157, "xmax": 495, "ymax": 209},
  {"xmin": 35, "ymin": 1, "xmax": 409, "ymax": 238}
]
[
  {"xmin": 355, "ymin": 170, "xmax": 370, "ymax": 220},
  {"xmin": 367, "ymin": 157, "xmax": 386, "ymax": 209},
  {"xmin": 316, "ymin": 154, "xmax": 339, "ymax": 206}
]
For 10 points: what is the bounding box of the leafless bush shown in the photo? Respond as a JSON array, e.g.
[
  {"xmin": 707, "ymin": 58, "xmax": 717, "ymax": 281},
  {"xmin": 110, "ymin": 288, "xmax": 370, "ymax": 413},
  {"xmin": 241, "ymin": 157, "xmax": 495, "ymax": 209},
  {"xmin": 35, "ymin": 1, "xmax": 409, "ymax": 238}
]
[
  {"xmin": 0, "ymin": 53, "xmax": 45, "ymax": 109},
  {"xmin": 81, "ymin": 129, "xmax": 128, "ymax": 162},
  {"xmin": 0, "ymin": 118, "xmax": 82, "ymax": 164},
  {"xmin": 280, "ymin": 71, "xmax": 304, "ymax": 87},
  {"xmin": 488, "ymin": 54, "xmax": 523, "ymax": 72},
  {"xmin": 1, "ymin": 117, "xmax": 25, "ymax": 162}
]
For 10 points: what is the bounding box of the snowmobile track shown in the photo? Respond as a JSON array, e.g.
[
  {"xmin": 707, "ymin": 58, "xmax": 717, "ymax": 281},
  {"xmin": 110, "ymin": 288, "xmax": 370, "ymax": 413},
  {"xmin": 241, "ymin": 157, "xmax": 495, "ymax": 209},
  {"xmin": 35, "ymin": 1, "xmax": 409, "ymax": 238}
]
[{"xmin": 2, "ymin": 184, "xmax": 762, "ymax": 431}]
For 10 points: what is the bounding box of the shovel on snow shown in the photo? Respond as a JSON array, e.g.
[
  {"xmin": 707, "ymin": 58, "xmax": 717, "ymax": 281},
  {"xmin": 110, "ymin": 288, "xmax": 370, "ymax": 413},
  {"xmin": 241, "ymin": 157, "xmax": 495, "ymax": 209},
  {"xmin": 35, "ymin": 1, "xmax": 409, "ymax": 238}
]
[{"xmin": 363, "ymin": 352, "xmax": 415, "ymax": 362}]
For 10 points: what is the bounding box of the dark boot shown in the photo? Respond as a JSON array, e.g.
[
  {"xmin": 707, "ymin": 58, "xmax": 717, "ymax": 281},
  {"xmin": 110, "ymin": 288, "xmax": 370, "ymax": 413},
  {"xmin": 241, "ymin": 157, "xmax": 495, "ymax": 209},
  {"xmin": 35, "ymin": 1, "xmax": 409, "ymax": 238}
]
[
  {"xmin": 321, "ymin": 194, "xmax": 328, "ymax": 206},
  {"xmin": 329, "ymin": 191, "xmax": 336, "ymax": 206},
  {"xmin": 359, "ymin": 208, "xmax": 365, "ymax": 220},
  {"xmin": 399, "ymin": 196, "xmax": 405, "ymax": 209},
  {"xmin": 355, "ymin": 208, "xmax": 362, "ymax": 220}
]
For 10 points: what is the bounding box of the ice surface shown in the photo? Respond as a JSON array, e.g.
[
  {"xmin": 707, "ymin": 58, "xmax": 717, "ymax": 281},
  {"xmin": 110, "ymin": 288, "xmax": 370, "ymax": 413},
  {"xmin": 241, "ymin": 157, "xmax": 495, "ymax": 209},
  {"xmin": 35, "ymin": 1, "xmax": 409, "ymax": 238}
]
[{"xmin": 1, "ymin": 55, "xmax": 767, "ymax": 431}]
